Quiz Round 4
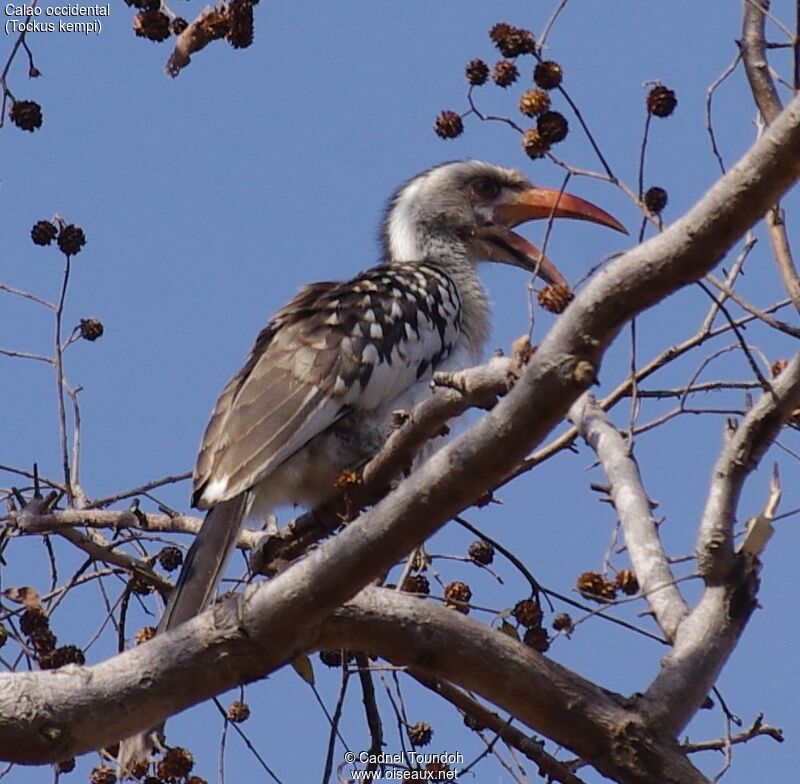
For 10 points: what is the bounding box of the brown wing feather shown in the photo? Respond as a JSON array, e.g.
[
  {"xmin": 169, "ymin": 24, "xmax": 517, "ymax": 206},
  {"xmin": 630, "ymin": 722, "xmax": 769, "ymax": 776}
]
[{"xmin": 192, "ymin": 264, "xmax": 462, "ymax": 507}]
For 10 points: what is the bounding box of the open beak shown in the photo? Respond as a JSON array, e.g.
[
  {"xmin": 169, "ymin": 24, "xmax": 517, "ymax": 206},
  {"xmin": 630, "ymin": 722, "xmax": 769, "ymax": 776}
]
[{"xmin": 487, "ymin": 187, "xmax": 627, "ymax": 287}]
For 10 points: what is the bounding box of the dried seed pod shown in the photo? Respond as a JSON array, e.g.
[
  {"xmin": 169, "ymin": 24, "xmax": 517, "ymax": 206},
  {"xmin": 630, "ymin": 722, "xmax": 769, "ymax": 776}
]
[
  {"xmin": 434, "ymin": 110, "xmax": 464, "ymax": 139},
  {"xmin": 489, "ymin": 22, "xmax": 514, "ymax": 45},
  {"xmin": 537, "ymin": 110, "xmax": 568, "ymax": 144},
  {"xmin": 465, "ymin": 58, "xmax": 489, "ymax": 86},
  {"xmin": 227, "ymin": 700, "xmax": 251, "ymax": 723},
  {"xmin": 533, "ymin": 60, "xmax": 563, "ymax": 90},
  {"xmin": 408, "ymin": 721, "xmax": 433, "ymax": 746},
  {"xmin": 643, "ymin": 186, "xmax": 668, "ymax": 215},
  {"xmin": 443, "ymin": 581, "xmax": 472, "ymax": 614},
  {"xmin": 39, "ymin": 644, "xmax": 85, "ymax": 669},
  {"xmin": 401, "ymin": 573, "xmax": 431, "ymax": 595},
  {"xmin": 318, "ymin": 649, "xmax": 354, "ymax": 667},
  {"xmin": 615, "ymin": 569, "xmax": 639, "ymax": 596},
  {"xmin": 19, "ymin": 607, "xmax": 49, "ymax": 636},
  {"xmin": 57, "ymin": 224, "xmax": 86, "ymax": 256},
  {"xmin": 551, "ymin": 612, "xmax": 573, "ymax": 633},
  {"xmin": 577, "ymin": 571, "xmax": 617, "ymax": 601},
  {"xmin": 468, "ymin": 539, "xmax": 494, "ymax": 565},
  {"xmin": 496, "ymin": 27, "xmax": 535, "ymax": 58},
  {"xmin": 492, "ymin": 59, "xmax": 519, "ymax": 87},
  {"xmin": 80, "ymin": 318, "xmax": 104, "ymax": 342},
  {"xmin": 133, "ymin": 9, "xmax": 171, "ymax": 42},
  {"xmin": 521, "ymin": 127, "xmax": 550, "ymax": 159},
  {"xmin": 31, "ymin": 220, "xmax": 57, "ymax": 246},
  {"xmin": 537, "ymin": 283, "xmax": 573, "ymax": 314},
  {"xmin": 29, "ymin": 627, "xmax": 57, "ymax": 653},
  {"xmin": 227, "ymin": 0, "xmax": 254, "ymax": 49},
  {"xmin": 9, "ymin": 100, "xmax": 43, "ymax": 132},
  {"xmin": 523, "ymin": 626, "xmax": 550, "ymax": 652},
  {"xmin": 89, "ymin": 764, "xmax": 117, "ymax": 784},
  {"xmin": 157, "ymin": 546, "xmax": 184, "ymax": 571},
  {"xmin": 647, "ymin": 85, "xmax": 677, "ymax": 117},
  {"xmin": 156, "ymin": 746, "xmax": 194, "ymax": 781},
  {"xmin": 135, "ymin": 626, "xmax": 157, "ymax": 645},
  {"xmin": 512, "ymin": 599, "xmax": 543, "ymax": 628},
  {"xmin": 518, "ymin": 89, "xmax": 550, "ymax": 118},
  {"xmin": 129, "ymin": 575, "xmax": 154, "ymax": 596}
]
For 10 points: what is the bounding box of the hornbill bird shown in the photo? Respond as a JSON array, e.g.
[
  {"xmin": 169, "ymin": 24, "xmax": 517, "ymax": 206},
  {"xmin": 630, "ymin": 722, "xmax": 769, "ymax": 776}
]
[{"xmin": 119, "ymin": 159, "xmax": 624, "ymax": 768}]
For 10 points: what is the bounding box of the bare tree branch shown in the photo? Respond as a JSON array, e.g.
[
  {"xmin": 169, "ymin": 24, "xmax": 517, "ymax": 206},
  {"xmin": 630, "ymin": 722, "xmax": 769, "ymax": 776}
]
[{"xmin": 568, "ymin": 394, "xmax": 689, "ymax": 640}]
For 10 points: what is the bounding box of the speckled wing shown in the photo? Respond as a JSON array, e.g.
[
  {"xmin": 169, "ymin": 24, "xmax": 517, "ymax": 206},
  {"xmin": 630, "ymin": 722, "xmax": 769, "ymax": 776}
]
[{"xmin": 192, "ymin": 262, "xmax": 462, "ymax": 508}]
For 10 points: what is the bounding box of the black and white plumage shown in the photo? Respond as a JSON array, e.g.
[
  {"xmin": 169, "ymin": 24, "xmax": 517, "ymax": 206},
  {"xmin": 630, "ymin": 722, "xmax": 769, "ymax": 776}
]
[{"xmin": 158, "ymin": 160, "xmax": 624, "ymax": 630}]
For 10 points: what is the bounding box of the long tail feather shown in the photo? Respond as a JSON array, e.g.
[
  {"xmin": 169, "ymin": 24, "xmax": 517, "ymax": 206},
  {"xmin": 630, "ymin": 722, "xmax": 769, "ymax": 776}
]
[
  {"xmin": 117, "ymin": 494, "xmax": 248, "ymax": 775},
  {"xmin": 158, "ymin": 495, "xmax": 248, "ymax": 631}
]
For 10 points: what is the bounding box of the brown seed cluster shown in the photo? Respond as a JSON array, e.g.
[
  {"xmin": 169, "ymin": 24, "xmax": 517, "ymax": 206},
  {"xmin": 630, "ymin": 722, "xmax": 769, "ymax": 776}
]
[
  {"xmin": 31, "ymin": 220, "xmax": 58, "ymax": 246},
  {"xmin": 38, "ymin": 643, "xmax": 85, "ymax": 670},
  {"xmin": 80, "ymin": 318, "xmax": 104, "ymax": 342},
  {"xmin": 135, "ymin": 626, "xmax": 157, "ymax": 645},
  {"xmin": 156, "ymin": 746, "xmax": 194, "ymax": 782},
  {"xmin": 228, "ymin": 0, "xmax": 255, "ymax": 49},
  {"xmin": 647, "ymin": 85, "xmax": 677, "ymax": 117},
  {"xmin": 492, "ymin": 59, "xmax": 518, "ymax": 87},
  {"xmin": 158, "ymin": 545, "xmax": 184, "ymax": 571},
  {"xmin": 534, "ymin": 60, "xmax": 563, "ymax": 90},
  {"xmin": 615, "ymin": 569, "xmax": 639, "ymax": 596},
  {"xmin": 465, "ymin": 58, "xmax": 489, "ymax": 86},
  {"xmin": 89, "ymin": 764, "xmax": 117, "ymax": 784},
  {"xmin": 509, "ymin": 598, "xmax": 550, "ymax": 652},
  {"xmin": 537, "ymin": 110, "xmax": 568, "ymax": 144},
  {"xmin": 644, "ymin": 186, "xmax": 668, "ymax": 215},
  {"xmin": 133, "ymin": 9, "xmax": 171, "ymax": 41},
  {"xmin": 57, "ymin": 224, "xmax": 87, "ymax": 256},
  {"xmin": 18, "ymin": 607, "xmax": 83, "ymax": 669},
  {"xmin": 577, "ymin": 571, "xmax": 617, "ymax": 602},
  {"xmin": 318, "ymin": 649, "xmax": 354, "ymax": 667},
  {"xmin": 538, "ymin": 283, "xmax": 574, "ymax": 314},
  {"xmin": 408, "ymin": 720, "xmax": 433, "ymax": 747},
  {"xmin": 521, "ymin": 128, "xmax": 549, "ymax": 159},
  {"xmin": 402, "ymin": 573, "xmax": 431, "ymax": 595},
  {"xmin": 518, "ymin": 88, "xmax": 550, "ymax": 118},
  {"xmin": 512, "ymin": 598, "xmax": 543, "ymax": 628},
  {"xmin": 468, "ymin": 539, "xmax": 494, "ymax": 565},
  {"xmin": 227, "ymin": 700, "xmax": 251, "ymax": 723},
  {"xmin": 491, "ymin": 24, "xmax": 536, "ymax": 58},
  {"xmin": 443, "ymin": 581, "xmax": 472, "ymax": 614},
  {"xmin": 129, "ymin": 574, "xmax": 154, "ymax": 596},
  {"xmin": 551, "ymin": 612, "xmax": 573, "ymax": 633},
  {"xmin": 9, "ymin": 99, "xmax": 43, "ymax": 132},
  {"xmin": 523, "ymin": 626, "xmax": 550, "ymax": 652},
  {"xmin": 434, "ymin": 110, "xmax": 464, "ymax": 139}
]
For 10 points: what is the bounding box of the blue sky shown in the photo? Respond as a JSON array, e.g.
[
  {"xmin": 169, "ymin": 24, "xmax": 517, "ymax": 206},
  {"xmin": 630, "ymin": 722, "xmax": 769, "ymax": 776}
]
[{"xmin": 2, "ymin": 2, "xmax": 799, "ymax": 782}]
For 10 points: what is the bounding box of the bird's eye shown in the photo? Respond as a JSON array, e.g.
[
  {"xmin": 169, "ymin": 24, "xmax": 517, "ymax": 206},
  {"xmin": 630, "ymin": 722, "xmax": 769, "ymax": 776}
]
[{"xmin": 469, "ymin": 177, "xmax": 501, "ymax": 201}]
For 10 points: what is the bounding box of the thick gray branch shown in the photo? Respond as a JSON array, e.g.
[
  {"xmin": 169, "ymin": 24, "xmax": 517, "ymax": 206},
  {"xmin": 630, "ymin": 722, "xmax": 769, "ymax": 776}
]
[
  {"xmin": 568, "ymin": 395, "xmax": 688, "ymax": 640},
  {"xmin": 0, "ymin": 586, "xmax": 708, "ymax": 784}
]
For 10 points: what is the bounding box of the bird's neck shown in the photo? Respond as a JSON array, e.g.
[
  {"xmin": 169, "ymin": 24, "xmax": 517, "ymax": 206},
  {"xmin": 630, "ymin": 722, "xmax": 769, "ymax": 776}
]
[{"xmin": 386, "ymin": 236, "xmax": 491, "ymax": 362}]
